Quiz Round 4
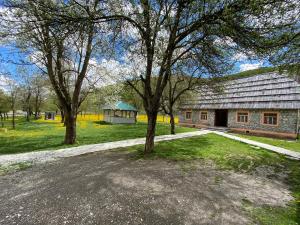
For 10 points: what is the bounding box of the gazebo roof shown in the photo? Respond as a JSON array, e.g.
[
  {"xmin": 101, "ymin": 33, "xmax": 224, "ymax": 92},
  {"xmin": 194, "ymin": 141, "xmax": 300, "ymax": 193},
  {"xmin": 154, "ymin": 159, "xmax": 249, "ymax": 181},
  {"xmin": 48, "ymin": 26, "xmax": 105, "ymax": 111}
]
[{"xmin": 103, "ymin": 101, "xmax": 138, "ymax": 111}]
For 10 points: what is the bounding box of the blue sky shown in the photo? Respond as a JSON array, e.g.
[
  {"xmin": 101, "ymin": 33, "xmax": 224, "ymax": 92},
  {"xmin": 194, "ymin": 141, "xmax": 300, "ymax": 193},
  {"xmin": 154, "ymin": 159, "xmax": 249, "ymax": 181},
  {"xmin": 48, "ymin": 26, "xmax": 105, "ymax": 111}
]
[
  {"xmin": 233, "ymin": 60, "xmax": 272, "ymax": 73},
  {"xmin": 0, "ymin": 0, "xmax": 275, "ymax": 85},
  {"xmin": 0, "ymin": 46, "xmax": 34, "ymax": 82},
  {"xmin": 0, "ymin": 43, "xmax": 273, "ymax": 87}
]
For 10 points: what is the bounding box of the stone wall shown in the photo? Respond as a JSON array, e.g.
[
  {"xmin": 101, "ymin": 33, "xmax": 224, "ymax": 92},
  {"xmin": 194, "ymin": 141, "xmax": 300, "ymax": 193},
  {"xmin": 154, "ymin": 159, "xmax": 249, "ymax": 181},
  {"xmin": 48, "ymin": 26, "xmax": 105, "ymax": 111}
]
[
  {"xmin": 179, "ymin": 109, "xmax": 215, "ymax": 127},
  {"xmin": 228, "ymin": 109, "xmax": 298, "ymax": 134},
  {"xmin": 179, "ymin": 109, "xmax": 298, "ymax": 135}
]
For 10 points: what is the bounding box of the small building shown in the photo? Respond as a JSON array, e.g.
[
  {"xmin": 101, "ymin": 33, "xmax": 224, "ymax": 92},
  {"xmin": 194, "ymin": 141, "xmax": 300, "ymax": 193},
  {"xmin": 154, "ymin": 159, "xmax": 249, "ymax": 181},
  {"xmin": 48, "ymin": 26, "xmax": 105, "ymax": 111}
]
[
  {"xmin": 44, "ymin": 112, "xmax": 56, "ymax": 120},
  {"xmin": 103, "ymin": 101, "xmax": 138, "ymax": 124},
  {"xmin": 179, "ymin": 71, "xmax": 300, "ymax": 139}
]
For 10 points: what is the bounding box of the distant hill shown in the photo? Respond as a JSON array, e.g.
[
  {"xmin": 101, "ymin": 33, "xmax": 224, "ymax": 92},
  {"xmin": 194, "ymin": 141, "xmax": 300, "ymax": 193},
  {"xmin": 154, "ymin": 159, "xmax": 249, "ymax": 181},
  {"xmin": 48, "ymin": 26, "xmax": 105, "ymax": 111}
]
[{"xmin": 225, "ymin": 67, "xmax": 277, "ymax": 81}]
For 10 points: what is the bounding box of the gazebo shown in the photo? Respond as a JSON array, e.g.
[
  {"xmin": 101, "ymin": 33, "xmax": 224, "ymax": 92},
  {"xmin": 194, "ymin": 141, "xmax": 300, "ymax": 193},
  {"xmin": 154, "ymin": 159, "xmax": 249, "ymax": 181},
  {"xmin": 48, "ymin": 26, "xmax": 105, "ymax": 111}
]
[{"xmin": 103, "ymin": 101, "xmax": 138, "ymax": 124}]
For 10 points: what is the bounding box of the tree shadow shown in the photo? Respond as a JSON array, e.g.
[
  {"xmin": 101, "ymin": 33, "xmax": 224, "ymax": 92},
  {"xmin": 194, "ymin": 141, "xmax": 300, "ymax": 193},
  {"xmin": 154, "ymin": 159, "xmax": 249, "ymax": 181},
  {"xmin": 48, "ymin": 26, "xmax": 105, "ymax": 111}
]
[{"xmin": 93, "ymin": 120, "xmax": 113, "ymax": 125}]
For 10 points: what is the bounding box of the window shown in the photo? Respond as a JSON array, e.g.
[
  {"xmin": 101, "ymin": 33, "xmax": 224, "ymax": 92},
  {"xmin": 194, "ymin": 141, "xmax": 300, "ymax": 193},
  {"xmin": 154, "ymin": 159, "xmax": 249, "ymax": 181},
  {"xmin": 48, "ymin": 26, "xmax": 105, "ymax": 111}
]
[
  {"xmin": 114, "ymin": 110, "xmax": 122, "ymax": 117},
  {"xmin": 200, "ymin": 111, "xmax": 208, "ymax": 121},
  {"xmin": 237, "ymin": 112, "xmax": 249, "ymax": 123},
  {"xmin": 185, "ymin": 111, "xmax": 192, "ymax": 120},
  {"xmin": 263, "ymin": 113, "xmax": 278, "ymax": 125}
]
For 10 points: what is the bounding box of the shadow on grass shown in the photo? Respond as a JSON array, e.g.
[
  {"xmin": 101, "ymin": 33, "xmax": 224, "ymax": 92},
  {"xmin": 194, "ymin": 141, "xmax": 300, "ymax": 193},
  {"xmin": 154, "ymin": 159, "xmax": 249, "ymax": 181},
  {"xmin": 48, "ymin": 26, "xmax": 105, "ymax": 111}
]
[
  {"xmin": 133, "ymin": 136, "xmax": 212, "ymax": 161},
  {"xmin": 93, "ymin": 121, "xmax": 113, "ymax": 125}
]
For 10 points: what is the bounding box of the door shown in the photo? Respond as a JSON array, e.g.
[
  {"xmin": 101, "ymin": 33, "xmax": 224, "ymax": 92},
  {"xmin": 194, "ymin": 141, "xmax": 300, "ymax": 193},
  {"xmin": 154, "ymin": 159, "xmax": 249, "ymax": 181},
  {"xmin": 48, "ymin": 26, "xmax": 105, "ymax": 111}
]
[{"xmin": 214, "ymin": 109, "xmax": 228, "ymax": 127}]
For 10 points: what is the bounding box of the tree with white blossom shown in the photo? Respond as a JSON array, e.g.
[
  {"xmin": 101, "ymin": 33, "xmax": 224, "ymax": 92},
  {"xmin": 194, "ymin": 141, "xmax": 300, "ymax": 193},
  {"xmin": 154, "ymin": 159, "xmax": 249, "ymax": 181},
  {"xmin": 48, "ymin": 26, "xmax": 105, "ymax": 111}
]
[
  {"xmin": 0, "ymin": 0, "xmax": 117, "ymax": 144},
  {"xmin": 109, "ymin": 0, "xmax": 299, "ymax": 154}
]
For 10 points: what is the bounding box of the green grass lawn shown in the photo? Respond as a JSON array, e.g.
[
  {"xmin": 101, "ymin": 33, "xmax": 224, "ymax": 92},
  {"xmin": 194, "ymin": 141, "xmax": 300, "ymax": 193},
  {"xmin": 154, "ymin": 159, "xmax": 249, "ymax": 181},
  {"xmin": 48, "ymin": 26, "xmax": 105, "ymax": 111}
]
[
  {"xmin": 126, "ymin": 134, "xmax": 300, "ymax": 225},
  {"xmin": 0, "ymin": 118, "xmax": 195, "ymax": 154},
  {"xmin": 233, "ymin": 133, "xmax": 300, "ymax": 153}
]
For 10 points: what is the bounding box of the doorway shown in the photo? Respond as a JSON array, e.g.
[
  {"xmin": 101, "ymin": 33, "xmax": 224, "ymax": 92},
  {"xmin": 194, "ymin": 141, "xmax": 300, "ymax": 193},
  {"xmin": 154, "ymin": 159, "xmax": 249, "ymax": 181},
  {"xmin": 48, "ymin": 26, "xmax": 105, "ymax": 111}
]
[{"xmin": 215, "ymin": 109, "xmax": 228, "ymax": 127}]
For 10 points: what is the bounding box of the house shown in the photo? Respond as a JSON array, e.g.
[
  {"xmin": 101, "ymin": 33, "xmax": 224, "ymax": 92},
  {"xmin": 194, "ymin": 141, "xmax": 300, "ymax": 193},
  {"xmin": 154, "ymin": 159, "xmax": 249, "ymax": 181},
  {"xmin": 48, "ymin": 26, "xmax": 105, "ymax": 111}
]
[
  {"xmin": 179, "ymin": 71, "xmax": 300, "ymax": 139},
  {"xmin": 103, "ymin": 101, "xmax": 138, "ymax": 124}
]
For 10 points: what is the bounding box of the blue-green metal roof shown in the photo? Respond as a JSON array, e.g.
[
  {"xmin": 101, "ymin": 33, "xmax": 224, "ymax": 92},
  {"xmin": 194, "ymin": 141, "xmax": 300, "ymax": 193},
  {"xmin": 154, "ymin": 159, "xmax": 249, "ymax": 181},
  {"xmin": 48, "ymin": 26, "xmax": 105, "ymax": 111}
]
[{"xmin": 103, "ymin": 101, "xmax": 138, "ymax": 111}]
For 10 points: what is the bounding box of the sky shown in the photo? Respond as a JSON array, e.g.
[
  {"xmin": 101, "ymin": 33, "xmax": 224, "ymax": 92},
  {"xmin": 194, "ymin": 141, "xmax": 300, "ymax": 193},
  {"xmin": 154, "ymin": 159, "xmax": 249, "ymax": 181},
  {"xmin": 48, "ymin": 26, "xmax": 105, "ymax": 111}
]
[
  {"xmin": 0, "ymin": 43, "xmax": 272, "ymax": 88},
  {"xmin": 0, "ymin": 0, "xmax": 277, "ymax": 90}
]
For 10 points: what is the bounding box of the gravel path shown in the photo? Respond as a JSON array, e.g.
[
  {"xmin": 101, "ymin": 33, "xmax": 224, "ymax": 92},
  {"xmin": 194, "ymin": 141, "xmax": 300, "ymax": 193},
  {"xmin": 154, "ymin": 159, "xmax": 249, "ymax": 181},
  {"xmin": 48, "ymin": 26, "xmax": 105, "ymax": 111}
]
[
  {"xmin": 0, "ymin": 150, "xmax": 293, "ymax": 225},
  {"xmin": 0, "ymin": 130, "xmax": 211, "ymax": 166}
]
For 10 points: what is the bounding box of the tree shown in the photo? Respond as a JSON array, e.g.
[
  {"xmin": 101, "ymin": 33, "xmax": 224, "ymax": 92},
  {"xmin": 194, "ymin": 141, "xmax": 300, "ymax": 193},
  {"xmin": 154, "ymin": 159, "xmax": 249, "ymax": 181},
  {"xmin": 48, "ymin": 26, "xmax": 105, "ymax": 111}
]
[
  {"xmin": 121, "ymin": 83, "xmax": 144, "ymax": 112},
  {"xmin": 0, "ymin": 90, "xmax": 10, "ymax": 127},
  {"xmin": 0, "ymin": 73, "xmax": 20, "ymax": 128},
  {"xmin": 19, "ymin": 81, "xmax": 32, "ymax": 122},
  {"xmin": 1, "ymin": 0, "xmax": 112, "ymax": 144},
  {"xmin": 31, "ymin": 74, "xmax": 47, "ymax": 119},
  {"xmin": 270, "ymin": 32, "xmax": 300, "ymax": 77},
  {"xmin": 93, "ymin": 84, "xmax": 123, "ymax": 109},
  {"xmin": 161, "ymin": 74, "xmax": 198, "ymax": 135},
  {"xmin": 17, "ymin": 69, "xmax": 46, "ymax": 122},
  {"xmin": 112, "ymin": 0, "xmax": 299, "ymax": 154},
  {"xmin": 6, "ymin": 80, "xmax": 19, "ymax": 129},
  {"xmin": 161, "ymin": 54, "xmax": 230, "ymax": 135}
]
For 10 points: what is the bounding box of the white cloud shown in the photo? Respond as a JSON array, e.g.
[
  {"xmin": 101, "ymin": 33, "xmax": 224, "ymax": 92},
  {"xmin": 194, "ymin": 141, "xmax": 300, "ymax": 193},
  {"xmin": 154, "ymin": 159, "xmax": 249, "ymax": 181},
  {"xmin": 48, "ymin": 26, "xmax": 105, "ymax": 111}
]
[
  {"xmin": 232, "ymin": 52, "xmax": 248, "ymax": 61},
  {"xmin": 232, "ymin": 50, "xmax": 257, "ymax": 61},
  {"xmin": 0, "ymin": 75, "xmax": 15, "ymax": 92},
  {"xmin": 0, "ymin": 75, "xmax": 7, "ymax": 88},
  {"xmin": 239, "ymin": 62, "xmax": 263, "ymax": 72},
  {"xmin": 0, "ymin": 75, "xmax": 9, "ymax": 87}
]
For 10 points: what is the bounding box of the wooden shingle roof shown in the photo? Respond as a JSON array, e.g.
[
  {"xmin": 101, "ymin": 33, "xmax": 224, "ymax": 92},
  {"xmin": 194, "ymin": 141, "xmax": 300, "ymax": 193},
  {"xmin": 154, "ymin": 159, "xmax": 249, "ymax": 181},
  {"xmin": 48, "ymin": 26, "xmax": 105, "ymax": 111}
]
[{"xmin": 180, "ymin": 72, "xmax": 300, "ymax": 109}]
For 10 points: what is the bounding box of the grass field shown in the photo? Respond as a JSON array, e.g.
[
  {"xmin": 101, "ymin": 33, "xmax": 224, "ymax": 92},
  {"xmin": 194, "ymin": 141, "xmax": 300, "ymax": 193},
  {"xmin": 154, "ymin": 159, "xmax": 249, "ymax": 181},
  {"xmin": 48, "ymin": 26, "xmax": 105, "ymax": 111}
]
[
  {"xmin": 234, "ymin": 133, "xmax": 300, "ymax": 153},
  {"xmin": 126, "ymin": 133, "xmax": 300, "ymax": 225},
  {"xmin": 0, "ymin": 116, "xmax": 193, "ymax": 154}
]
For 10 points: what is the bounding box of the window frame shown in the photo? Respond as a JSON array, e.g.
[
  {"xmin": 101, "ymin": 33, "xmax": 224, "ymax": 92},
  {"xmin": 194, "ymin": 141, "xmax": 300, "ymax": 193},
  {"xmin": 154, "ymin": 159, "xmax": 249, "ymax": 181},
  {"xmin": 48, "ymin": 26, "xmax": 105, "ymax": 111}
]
[
  {"xmin": 261, "ymin": 111, "xmax": 279, "ymax": 126},
  {"xmin": 185, "ymin": 111, "xmax": 192, "ymax": 120},
  {"xmin": 236, "ymin": 111, "xmax": 249, "ymax": 124},
  {"xmin": 199, "ymin": 111, "xmax": 208, "ymax": 121}
]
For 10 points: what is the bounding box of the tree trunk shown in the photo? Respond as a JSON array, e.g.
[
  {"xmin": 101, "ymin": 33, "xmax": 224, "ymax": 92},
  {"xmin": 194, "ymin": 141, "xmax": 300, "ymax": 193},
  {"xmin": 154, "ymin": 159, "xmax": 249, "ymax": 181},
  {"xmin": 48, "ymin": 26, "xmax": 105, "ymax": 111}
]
[
  {"xmin": 144, "ymin": 111, "xmax": 158, "ymax": 154},
  {"xmin": 170, "ymin": 112, "xmax": 175, "ymax": 135},
  {"xmin": 34, "ymin": 104, "xmax": 39, "ymax": 119},
  {"xmin": 60, "ymin": 110, "xmax": 65, "ymax": 124},
  {"xmin": 0, "ymin": 113, "xmax": 4, "ymax": 128},
  {"xmin": 26, "ymin": 108, "xmax": 30, "ymax": 122},
  {"xmin": 12, "ymin": 109, "xmax": 15, "ymax": 129},
  {"xmin": 34, "ymin": 95, "xmax": 40, "ymax": 120},
  {"xmin": 64, "ymin": 110, "xmax": 76, "ymax": 144}
]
